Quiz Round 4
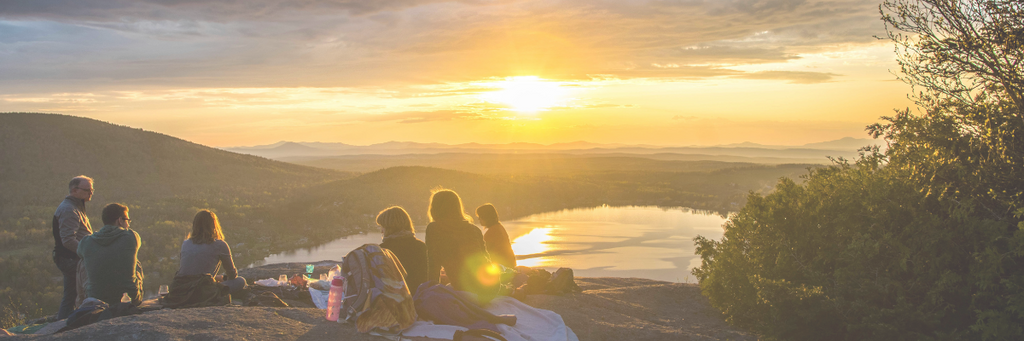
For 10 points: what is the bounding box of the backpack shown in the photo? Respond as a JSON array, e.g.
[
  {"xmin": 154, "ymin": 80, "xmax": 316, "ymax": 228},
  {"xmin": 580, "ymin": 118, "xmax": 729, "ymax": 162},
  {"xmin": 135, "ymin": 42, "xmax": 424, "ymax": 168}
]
[
  {"xmin": 546, "ymin": 268, "xmax": 582, "ymax": 295},
  {"xmin": 341, "ymin": 244, "xmax": 418, "ymax": 333},
  {"xmin": 525, "ymin": 268, "xmax": 552, "ymax": 294}
]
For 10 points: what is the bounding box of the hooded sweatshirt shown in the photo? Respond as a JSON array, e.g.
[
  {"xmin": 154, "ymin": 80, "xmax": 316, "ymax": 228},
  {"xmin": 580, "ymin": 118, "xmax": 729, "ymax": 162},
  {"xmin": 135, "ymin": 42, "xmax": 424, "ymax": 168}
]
[{"xmin": 77, "ymin": 225, "xmax": 144, "ymax": 305}]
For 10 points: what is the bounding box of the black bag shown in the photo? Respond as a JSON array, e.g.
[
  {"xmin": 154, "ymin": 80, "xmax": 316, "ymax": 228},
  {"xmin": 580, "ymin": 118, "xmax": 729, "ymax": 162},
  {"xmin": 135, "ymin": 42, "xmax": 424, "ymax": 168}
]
[
  {"xmin": 244, "ymin": 291, "xmax": 289, "ymax": 307},
  {"xmin": 546, "ymin": 268, "xmax": 582, "ymax": 295},
  {"xmin": 162, "ymin": 273, "xmax": 231, "ymax": 308},
  {"xmin": 60, "ymin": 304, "xmax": 106, "ymax": 332}
]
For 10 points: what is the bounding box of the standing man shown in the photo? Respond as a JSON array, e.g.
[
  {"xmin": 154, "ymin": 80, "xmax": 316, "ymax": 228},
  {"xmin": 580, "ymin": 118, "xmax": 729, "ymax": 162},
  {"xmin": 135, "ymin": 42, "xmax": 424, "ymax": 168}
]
[
  {"xmin": 78, "ymin": 203, "xmax": 144, "ymax": 305},
  {"xmin": 52, "ymin": 175, "xmax": 94, "ymax": 319}
]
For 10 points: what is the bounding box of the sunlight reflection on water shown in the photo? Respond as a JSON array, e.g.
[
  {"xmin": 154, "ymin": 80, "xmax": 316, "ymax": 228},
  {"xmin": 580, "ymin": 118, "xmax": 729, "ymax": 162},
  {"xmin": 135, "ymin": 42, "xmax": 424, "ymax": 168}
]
[
  {"xmin": 510, "ymin": 227, "xmax": 554, "ymax": 267},
  {"xmin": 501, "ymin": 205, "xmax": 729, "ymax": 283},
  {"xmin": 260, "ymin": 205, "xmax": 729, "ymax": 283}
]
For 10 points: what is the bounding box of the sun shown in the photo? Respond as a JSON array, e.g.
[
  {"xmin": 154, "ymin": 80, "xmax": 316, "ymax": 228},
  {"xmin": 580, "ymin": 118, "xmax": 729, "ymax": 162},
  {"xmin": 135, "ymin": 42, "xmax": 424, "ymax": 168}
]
[{"xmin": 479, "ymin": 76, "xmax": 570, "ymax": 113}]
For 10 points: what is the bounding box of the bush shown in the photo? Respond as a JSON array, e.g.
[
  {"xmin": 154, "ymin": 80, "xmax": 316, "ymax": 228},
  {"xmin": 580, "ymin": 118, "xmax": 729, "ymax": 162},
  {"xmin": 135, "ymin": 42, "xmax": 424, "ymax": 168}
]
[
  {"xmin": 694, "ymin": 1, "xmax": 1024, "ymax": 338},
  {"xmin": 694, "ymin": 150, "xmax": 1023, "ymax": 339},
  {"xmin": 0, "ymin": 296, "xmax": 28, "ymax": 330}
]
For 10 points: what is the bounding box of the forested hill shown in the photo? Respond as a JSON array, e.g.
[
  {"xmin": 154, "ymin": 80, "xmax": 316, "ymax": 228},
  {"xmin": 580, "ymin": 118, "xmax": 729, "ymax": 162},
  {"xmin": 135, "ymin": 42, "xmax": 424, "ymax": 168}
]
[
  {"xmin": 283, "ymin": 166, "xmax": 608, "ymax": 228},
  {"xmin": 280, "ymin": 163, "xmax": 814, "ymax": 232},
  {"xmin": 0, "ymin": 113, "xmax": 348, "ymax": 208},
  {"xmin": 0, "ymin": 113, "xmax": 352, "ymax": 325}
]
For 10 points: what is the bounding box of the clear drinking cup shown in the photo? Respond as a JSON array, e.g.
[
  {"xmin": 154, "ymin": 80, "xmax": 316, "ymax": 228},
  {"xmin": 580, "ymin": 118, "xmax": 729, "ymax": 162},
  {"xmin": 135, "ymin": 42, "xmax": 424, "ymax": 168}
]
[
  {"xmin": 279, "ymin": 274, "xmax": 288, "ymax": 286},
  {"xmin": 158, "ymin": 285, "xmax": 169, "ymax": 296}
]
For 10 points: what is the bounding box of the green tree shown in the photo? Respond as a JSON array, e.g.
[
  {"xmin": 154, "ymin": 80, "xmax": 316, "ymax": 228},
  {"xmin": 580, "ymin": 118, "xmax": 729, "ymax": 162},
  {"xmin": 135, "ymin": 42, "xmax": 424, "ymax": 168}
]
[
  {"xmin": 694, "ymin": 0, "xmax": 1024, "ymax": 339},
  {"xmin": 882, "ymin": 0, "xmax": 1024, "ymax": 114},
  {"xmin": 880, "ymin": 0, "xmax": 1024, "ymax": 218}
]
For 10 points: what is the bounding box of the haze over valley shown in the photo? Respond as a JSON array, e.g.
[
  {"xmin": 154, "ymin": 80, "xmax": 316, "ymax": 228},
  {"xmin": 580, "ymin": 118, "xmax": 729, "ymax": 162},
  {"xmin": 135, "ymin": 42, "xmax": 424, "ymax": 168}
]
[{"xmin": 0, "ymin": 113, "xmax": 824, "ymax": 325}]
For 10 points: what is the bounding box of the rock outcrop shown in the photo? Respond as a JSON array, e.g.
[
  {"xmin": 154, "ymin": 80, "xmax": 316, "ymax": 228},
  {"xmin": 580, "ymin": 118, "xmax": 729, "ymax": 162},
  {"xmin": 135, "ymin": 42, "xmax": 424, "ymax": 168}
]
[{"xmin": 5, "ymin": 262, "xmax": 754, "ymax": 340}]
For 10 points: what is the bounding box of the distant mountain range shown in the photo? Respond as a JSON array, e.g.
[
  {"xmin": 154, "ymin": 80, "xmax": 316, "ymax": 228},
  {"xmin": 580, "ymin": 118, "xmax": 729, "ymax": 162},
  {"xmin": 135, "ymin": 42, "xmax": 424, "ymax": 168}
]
[{"xmin": 224, "ymin": 137, "xmax": 883, "ymax": 162}]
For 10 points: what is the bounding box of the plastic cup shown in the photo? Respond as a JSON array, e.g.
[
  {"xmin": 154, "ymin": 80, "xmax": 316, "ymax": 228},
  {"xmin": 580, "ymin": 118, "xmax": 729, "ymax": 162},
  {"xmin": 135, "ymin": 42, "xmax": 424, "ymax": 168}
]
[
  {"xmin": 158, "ymin": 285, "xmax": 169, "ymax": 296},
  {"xmin": 279, "ymin": 274, "xmax": 288, "ymax": 286}
]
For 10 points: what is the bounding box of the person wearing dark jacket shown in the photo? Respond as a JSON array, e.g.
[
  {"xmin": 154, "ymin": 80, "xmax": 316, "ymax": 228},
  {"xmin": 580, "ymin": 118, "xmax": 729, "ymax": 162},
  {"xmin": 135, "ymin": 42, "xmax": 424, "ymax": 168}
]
[
  {"xmin": 77, "ymin": 203, "xmax": 144, "ymax": 305},
  {"xmin": 425, "ymin": 189, "xmax": 499, "ymax": 303},
  {"xmin": 377, "ymin": 206, "xmax": 427, "ymax": 294},
  {"xmin": 475, "ymin": 204, "xmax": 517, "ymax": 269},
  {"xmin": 52, "ymin": 175, "xmax": 95, "ymax": 319}
]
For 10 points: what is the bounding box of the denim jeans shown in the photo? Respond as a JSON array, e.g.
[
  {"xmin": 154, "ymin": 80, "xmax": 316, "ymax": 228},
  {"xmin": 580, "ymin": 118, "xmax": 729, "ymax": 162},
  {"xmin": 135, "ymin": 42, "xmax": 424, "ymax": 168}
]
[
  {"xmin": 53, "ymin": 252, "xmax": 79, "ymax": 320},
  {"xmin": 223, "ymin": 276, "xmax": 248, "ymax": 295}
]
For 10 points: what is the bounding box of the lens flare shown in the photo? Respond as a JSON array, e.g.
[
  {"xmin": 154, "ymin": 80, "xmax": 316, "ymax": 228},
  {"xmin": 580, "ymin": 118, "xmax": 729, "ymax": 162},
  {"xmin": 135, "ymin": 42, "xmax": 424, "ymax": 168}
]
[
  {"xmin": 486, "ymin": 263, "xmax": 501, "ymax": 275},
  {"xmin": 477, "ymin": 263, "xmax": 501, "ymax": 286}
]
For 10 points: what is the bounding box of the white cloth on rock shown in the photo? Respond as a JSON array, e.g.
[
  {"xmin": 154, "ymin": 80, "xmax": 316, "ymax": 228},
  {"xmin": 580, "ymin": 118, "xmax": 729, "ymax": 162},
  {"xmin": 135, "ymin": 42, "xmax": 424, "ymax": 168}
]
[{"xmin": 400, "ymin": 296, "xmax": 578, "ymax": 341}]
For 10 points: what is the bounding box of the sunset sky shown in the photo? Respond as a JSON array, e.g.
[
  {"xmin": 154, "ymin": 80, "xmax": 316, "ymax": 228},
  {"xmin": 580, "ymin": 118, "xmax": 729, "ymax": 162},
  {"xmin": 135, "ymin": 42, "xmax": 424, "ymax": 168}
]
[{"xmin": 1, "ymin": 0, "xmax": 913, "ymax": 147}]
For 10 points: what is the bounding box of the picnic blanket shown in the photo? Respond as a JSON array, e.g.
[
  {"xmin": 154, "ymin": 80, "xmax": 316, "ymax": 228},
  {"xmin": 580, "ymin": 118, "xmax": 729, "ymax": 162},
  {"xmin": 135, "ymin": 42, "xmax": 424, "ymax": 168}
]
[{"xmin": 401, "ymin": 296, "xmax": 577, "ymax": 341}]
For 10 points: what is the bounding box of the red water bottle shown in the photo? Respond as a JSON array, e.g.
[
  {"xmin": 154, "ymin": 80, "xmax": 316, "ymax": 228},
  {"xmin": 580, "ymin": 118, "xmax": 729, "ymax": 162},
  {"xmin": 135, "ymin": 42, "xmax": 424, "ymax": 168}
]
[{"xmin": 325, "ymin": 276, "xmax": 345, "ymax": 321}]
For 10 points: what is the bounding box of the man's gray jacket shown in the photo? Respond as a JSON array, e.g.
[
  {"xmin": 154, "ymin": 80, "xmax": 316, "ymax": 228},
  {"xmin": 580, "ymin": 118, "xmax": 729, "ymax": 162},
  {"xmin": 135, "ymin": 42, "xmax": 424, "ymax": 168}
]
[{"xmin": 52, "ymin": 195, "xmax": 93, "ymax": 259}]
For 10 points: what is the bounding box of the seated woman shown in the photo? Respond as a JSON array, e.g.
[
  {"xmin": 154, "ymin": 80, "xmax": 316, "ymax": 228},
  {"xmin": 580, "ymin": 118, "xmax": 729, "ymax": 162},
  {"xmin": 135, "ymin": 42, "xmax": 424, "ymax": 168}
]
[
  {"xmin": 177, "ymin": 210, "xmax": 247, "ymax": 295},
  {"xmin": 377, "ymin": 206, "xmax": 427, "ymax": 294},
  {"xmin": 476, "ymin": 204, "xmax": 517, "ymax": 269},
  {"xmin": 425, "ymin": 189, "xmax": 499, "ymax": 302}
]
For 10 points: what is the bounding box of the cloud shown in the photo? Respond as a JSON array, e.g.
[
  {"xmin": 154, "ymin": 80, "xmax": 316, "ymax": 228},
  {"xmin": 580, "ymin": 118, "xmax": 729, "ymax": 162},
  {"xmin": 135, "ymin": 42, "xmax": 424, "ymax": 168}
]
[
  {"xmin": 735, "ymin": 70, "xmax": 839, "ymax": 83},
  {"xmin": 0, "ymin": 0, "xmax": 888, "ymax": 88},
  {"xmin": 357, "ymin": 110, "xmax": 484, "ymax": 123},
  {"xmin": 672, "ymin": 115, "xmax": 700, "ymax": 120},
  {"xmin": 669, "ymin": 45, "xmax": 797, "ymax": 64},
  {"xmin": 0, "ymin": 0, "xmax": 460, "ymax": 22}
]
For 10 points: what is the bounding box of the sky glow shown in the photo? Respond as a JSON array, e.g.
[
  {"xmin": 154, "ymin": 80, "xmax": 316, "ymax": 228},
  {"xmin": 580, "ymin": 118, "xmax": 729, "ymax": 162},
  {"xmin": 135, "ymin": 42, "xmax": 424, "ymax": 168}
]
[
  {"xmin": 0, "ymin": 0, "xmax": 913, "ymax": 147},
  {"xmin": 479, "ymin": 76, "xmax": 574, "ymax": 114}
]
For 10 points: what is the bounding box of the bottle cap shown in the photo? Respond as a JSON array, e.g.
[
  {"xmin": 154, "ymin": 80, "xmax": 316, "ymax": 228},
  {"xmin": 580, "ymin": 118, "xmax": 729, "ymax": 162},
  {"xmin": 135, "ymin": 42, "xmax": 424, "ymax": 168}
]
[{"xmin": 332, "ymin": 277, "xmax": 344, "ymax": 286}]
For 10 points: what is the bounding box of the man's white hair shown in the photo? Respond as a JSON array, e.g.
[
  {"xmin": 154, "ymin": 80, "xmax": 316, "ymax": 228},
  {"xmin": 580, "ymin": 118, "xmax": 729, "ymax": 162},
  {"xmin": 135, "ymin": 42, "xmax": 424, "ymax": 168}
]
[{"xmin": 68, "ymin": 175, "xmax": 94, "ymax": 193}]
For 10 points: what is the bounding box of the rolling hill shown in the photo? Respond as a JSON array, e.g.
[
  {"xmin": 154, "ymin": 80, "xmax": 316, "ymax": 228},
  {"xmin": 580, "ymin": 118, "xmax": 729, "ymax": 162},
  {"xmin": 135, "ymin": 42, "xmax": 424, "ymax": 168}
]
[
  {"xmin": 0, "ymin": 113, "xmax": 353, "ymax": 325},
  {"xmin": 225, "ymin": 138, "xmax": 879, "ymax": 161},
  {"xmin": 281, "ymin": 153, "xmax": 816, "ymax": 174},
  {"xmin": 0, "ymin": 113, "xmax": 351, "ymax": 208}
]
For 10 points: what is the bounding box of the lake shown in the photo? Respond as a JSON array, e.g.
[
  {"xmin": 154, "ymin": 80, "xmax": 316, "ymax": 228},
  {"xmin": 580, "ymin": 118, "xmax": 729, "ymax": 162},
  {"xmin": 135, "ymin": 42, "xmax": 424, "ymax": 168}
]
[{"xmin": 259, "ymin": 205, "xmax": 729, "ymax": 283}]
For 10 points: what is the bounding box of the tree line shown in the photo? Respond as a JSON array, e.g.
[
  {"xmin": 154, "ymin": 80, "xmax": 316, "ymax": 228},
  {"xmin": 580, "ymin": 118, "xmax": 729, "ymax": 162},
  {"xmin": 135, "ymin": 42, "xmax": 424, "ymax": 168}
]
[
  {"xmin": 693, "ymin": 1, "xmax": 1024, "ymax": 339},
  {"xmin": 1, "ymin": 161, "xmax": 809, "ymax": 328}
]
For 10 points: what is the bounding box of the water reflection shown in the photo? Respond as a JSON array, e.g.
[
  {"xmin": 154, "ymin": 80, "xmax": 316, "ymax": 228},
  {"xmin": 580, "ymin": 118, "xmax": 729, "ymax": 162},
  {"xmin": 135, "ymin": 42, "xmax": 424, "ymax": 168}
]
[
  {"xmin": 501, "ymin": 205, "xmax": 729, "ymax": 283},
  {"xmin": 260, "ymin": 205, "xmax": 728, "ymax": 283},
  {"xmin": 510, "ymin": 227, "xmax": 553, "ymax": 267}
]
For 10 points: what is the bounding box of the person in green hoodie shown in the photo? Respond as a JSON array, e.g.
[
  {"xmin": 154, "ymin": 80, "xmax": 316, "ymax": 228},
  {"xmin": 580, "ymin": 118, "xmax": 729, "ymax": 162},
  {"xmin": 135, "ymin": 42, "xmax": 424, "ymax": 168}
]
[{"xmin": 77, "ymin": 203, "xmax": 144, "ymax": 305}]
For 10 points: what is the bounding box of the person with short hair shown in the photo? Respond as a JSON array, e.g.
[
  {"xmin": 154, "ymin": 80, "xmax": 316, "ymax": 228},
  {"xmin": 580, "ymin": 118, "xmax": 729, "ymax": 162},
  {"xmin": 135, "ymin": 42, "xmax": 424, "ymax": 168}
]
[
  {"xmin": 77, "ymin": 203, "xmax": 144, "ymax": 305},
  {"xmin": 476, "ymin": 204, "xmax": 517, "ymax": 269},
  {"xmin": 425, "ymin": 189, "xmax": 498, "ymax": 302},
  {"xmin": 52, "ymin": 175, "xmax": 94, "ymax": 319},
  {"xmin": 377, "ymin": 206, "xmax": 427, "ymax": 294},
  {"xmin": 176, "ymin": 210, "xmax": 247, "ymax": 295}
]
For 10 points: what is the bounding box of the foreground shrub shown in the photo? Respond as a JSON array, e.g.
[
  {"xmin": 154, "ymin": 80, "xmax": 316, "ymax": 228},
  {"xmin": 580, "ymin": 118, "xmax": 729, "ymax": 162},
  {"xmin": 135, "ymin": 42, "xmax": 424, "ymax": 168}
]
[
  {"xmin": 694, "ymin": 152, "xmax": 1022, "ymax": 339},
  {"xmin": 694, "ymin": 0, "xmax": 1024, "ymax": 338}
]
